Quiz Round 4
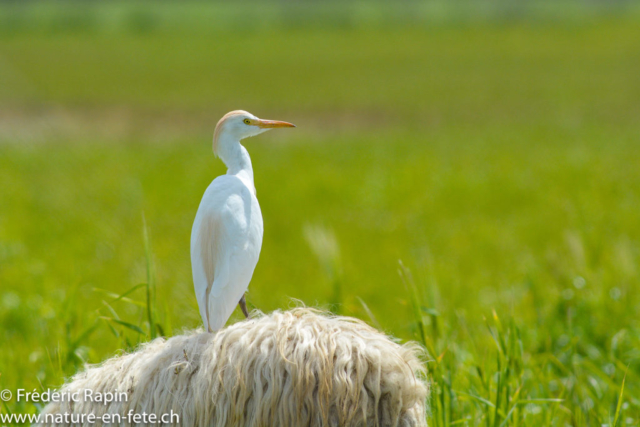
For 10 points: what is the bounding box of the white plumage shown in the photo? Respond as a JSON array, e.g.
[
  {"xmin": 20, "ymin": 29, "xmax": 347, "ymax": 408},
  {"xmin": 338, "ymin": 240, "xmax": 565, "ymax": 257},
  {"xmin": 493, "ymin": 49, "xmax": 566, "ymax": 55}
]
[{"xmin": 191, "ymin": 110, "xmax": 294, "ymax": 332}]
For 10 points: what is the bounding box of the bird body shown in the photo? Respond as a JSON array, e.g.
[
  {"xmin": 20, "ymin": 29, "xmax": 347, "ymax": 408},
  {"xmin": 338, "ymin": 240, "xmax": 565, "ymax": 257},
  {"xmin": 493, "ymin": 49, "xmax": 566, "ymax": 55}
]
[
  {"xmin": 191, "ymin": 111, "xmax": 294, "ymax": 332},
  {"xmin": 191, "ymin": 174, "xmax": 263, "ymax": 331}
]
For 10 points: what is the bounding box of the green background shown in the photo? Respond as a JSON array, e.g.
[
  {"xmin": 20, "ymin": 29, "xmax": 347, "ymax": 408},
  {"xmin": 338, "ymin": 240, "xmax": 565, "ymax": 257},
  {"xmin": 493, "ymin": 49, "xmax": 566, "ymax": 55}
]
[{"xmin": 1, "ymin": 2, "xmax": 639, "ymax": 425}]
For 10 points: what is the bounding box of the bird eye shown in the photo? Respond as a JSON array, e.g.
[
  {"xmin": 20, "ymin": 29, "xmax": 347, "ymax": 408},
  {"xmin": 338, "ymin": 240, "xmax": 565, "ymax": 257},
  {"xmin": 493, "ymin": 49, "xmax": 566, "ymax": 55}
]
[{"xmin": 243, "ymin": 119, "xmax": 251, "ymax": 125}]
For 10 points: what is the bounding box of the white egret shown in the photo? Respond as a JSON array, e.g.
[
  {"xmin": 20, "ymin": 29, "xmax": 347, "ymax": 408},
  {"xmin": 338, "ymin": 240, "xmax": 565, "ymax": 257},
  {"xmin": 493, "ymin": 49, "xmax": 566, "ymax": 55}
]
[{"xmin": 191, "ymin": 110, "xmax": 295, "ymax": 332}]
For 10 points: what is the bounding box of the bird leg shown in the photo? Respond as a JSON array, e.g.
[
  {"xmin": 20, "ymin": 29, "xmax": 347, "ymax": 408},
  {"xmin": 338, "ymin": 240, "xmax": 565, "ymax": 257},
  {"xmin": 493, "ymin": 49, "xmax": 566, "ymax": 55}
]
[{"xmin": 239, "ymin": 294, "xmax": 250, "ymax": 318}]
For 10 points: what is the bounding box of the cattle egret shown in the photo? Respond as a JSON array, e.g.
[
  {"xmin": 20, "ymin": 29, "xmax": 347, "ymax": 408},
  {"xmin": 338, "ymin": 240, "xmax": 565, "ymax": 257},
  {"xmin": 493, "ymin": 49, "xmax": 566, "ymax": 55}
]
[{"xmin": 191, "ymin": 110, "xmax": 295, "ymax": 332}]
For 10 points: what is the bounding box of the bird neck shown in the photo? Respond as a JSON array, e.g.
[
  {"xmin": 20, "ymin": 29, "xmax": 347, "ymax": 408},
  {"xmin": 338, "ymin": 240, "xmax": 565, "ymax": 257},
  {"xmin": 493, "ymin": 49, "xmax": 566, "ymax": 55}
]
[{"xmin": 218, "ymin": 136, "xmax": 254, "ymax": 183}]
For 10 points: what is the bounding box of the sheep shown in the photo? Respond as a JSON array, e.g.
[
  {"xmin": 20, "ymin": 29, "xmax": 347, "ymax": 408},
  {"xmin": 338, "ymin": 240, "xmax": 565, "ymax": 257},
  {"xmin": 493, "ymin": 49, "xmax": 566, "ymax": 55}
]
[{"xmin": 37, "ymin": 308, "xmax": 429, "ymax": 426}]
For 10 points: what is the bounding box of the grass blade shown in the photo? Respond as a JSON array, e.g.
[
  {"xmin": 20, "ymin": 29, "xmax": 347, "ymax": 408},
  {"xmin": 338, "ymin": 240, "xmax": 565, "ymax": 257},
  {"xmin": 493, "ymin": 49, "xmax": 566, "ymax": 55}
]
[
  {"xmin": 102, "ymin": 317, "xmax": 146, "ymax": 335},
  {"xmin": 613, "ymin": 370, "xmax": 627, "ymax": 427},
  {"xmin": 142, "ymin": 213, "xmax": 157, "ymax": 339}
]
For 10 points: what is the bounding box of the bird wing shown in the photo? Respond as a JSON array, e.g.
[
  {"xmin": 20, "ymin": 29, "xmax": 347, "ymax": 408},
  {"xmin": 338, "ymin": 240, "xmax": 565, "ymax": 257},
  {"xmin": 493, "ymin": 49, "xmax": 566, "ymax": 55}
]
[{"xmin": 191, "ymin": 175, "xmax": 261, "ymax": 331}]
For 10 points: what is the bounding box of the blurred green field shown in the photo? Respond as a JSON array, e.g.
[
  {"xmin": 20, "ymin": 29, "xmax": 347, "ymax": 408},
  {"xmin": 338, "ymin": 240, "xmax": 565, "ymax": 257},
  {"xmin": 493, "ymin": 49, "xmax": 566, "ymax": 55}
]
[{"xmin": 1, "ymin": 2, "xmax": 640, "ymax": 426}]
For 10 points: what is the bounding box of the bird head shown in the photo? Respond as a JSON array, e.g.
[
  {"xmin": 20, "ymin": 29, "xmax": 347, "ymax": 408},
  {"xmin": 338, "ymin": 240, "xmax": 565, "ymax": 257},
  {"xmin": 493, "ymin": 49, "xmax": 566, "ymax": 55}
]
[{"xmin": 213, "ymin": 110, "xmax": 295, "ymax": 156}]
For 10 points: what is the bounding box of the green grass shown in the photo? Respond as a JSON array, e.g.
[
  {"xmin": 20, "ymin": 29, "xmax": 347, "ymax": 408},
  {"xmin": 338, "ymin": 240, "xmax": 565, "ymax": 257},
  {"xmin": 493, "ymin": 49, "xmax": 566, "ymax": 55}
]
[{"xmin": 1, "ymin": 2, "xmax": 640, "ymax": 425}]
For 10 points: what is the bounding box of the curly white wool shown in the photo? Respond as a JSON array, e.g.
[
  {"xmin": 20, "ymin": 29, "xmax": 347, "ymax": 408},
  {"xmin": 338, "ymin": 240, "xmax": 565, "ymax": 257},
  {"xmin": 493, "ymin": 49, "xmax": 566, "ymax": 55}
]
[{"xmin": 38, "ymin": 308, "xmax": 429, "ymax": 427}]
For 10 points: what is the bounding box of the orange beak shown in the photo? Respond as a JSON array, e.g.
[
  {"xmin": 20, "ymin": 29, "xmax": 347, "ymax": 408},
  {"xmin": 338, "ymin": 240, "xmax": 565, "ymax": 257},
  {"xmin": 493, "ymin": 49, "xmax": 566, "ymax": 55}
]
[{"xmin": 255, "ymin": 119, "xmax": 296, "ymax": 129}]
